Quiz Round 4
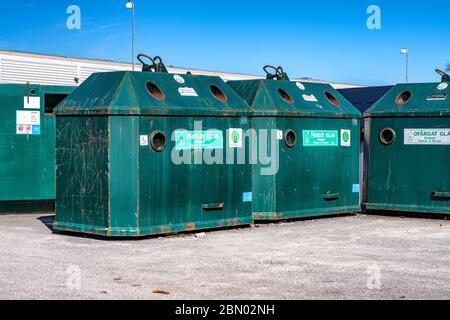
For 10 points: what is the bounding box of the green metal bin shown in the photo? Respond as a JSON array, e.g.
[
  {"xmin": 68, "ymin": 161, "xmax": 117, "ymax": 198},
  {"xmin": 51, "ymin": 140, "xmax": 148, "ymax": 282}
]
[
  {"xmin": 54, "ymin": 55, "xmax": 253, "ymax": 237},
  {"xmin": 363, "ymin": 69, "xmax": 450, "ymax": 215},
  {"xmin": 227, "ymin": 66, "xmax": 361, "ymax": 221},
  {"xmin": 0, "ymin": 84, "xmax": 74, "ymax": 214}
]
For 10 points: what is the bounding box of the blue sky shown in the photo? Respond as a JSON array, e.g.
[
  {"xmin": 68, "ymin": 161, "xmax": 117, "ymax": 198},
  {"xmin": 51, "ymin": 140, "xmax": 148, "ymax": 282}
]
[{"xmin": 0, "ymin": 0, "xmax": 449, "ymax": 85}]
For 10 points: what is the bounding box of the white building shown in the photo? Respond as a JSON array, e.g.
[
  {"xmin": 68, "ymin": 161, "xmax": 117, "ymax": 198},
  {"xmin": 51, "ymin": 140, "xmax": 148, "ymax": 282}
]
[{"xmin": 0, "ymin": 50, "xmax": 363, "ymax": 89}]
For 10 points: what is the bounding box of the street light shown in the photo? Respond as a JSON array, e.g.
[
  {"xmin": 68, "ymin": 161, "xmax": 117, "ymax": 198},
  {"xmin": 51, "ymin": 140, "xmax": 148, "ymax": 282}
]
[
  {"xmin": 401, "ymin": 48, "xmax": 408, "ymax": 83},
  {"xmin": 125, "ymin": 0, "xmax": 135, "ymax": 71}
]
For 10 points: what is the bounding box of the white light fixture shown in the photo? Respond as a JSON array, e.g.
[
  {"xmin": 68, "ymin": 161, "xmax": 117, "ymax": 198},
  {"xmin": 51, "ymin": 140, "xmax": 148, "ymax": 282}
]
[
  {"xmin": 401, "ymin": 48, "xmax": 408, "ymax": 55},
  {"xmin": 125, "ymin": 1, "xmax": 133, "ymax": 9}
]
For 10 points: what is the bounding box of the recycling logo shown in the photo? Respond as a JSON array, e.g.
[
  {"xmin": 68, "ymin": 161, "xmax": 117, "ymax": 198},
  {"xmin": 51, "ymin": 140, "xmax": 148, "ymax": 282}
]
[
  {"xmin": 229, "ymin": 129, "xmax": 243, "ymax": 148},
  {"xmin": 341, "ymin": 129, "xmax": 351, "ymax": 147}
]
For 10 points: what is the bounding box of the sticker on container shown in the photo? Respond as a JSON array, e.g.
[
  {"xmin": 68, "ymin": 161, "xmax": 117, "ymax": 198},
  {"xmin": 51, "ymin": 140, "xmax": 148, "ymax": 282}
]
[
  {"xmin": 16, "ymin": 125, "xmax": 32, "ymax": 135},
  {"xmin": 32, "ymin": 125, "xmax": 41, "ymax": 136},
  {"xmin": 140, "ymin": 135, "xmax": 149, "ymax": 146},
  {"xmin": 174, "ymin": 75, "xmax": 185, "ymax": 84},
  {"xmin": 427, "ymin": 93, "xmax": 447, "ymax": 101},
  {"xmin": 302, "ymin": 94, "xmax": 318, "ymax": 102},
  {"xmin": 243, "ymin": 192, "xmax": 253, "ymax": 203},
  {"xmin": 437, "ymin": 83, "xmax": 448, "ymax": 91},
  {"xmin": 24, "ymin": 96, "xmax": 40, "ymax": 109},
  {"xmin": 16, "ymin": 111, "xmax": 41, "ymax": 135},
  {"xmin": 229, "ymin": 128, "xmax": 243, "ymax": 148},
  {"xmin": 296, "ymin": 82, "xmax": 305, "ymax": 91},
  {"xmin": 404, "ymin": 128, "xmax": 450, "ymax": 145},
  {"xmin": 17, "ymin": 111, "xmax": 40, "ymax": 125},
  {"xmin": 303, "ymin": 130, "xmax": 339, "ymax": 147},
  {"xmin": 175, "ymin": 130, "xmax": 223, "ymax": 150},
  {"xmin": 352, "ymin": 184, "xmax": 360, "ymax": 193},
  {"xmin": 276, "ymin": 130, "xmax": 283, "ymax": 140},
  {"xmin": 178, "ymin": 87, "xmax": 198, "ymax": 97},
  {"xmin": 341, "ymin": 129, "xmax": 351, "ymax": 147}
]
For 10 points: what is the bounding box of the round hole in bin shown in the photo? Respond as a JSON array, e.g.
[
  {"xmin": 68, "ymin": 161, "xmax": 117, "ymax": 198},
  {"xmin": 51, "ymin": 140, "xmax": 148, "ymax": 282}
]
[
  {"xmin": 285, "ymin": 129, "xmax": 297, "ymax": 148},
  {"xmin": 30, "ymin": 89, "xmax": 36, "ymax": 95},
  {"xmin": 150, "ymin": 131, "xmax": 167, "ymax": 152},
  {"xmin": 146, "ymin": 82, "xmax": 165, "ymax": 101},
  {"xmin": 395, "ymin": 91, "xmax": 412, "ymax": 106},
  {"xmin": 278, "ymin": 89, "xmax": 294, "ymax": 105},
  {"xmin": 379, "ymin": 128, "xmax": 396, "ymax": 145},
  {"xmin": 210, "ymin": 85, "xmax": 228, "ymax": 103},
  {"xmin": 325, "ymin": 91, "xmax": 340, "ymax": 107}
]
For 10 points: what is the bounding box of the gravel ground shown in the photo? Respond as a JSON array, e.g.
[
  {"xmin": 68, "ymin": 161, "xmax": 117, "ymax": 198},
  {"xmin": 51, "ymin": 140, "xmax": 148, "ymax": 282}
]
[{"xmin": 0, "ymin": 213, "xmax": 449, "ymax": 300}]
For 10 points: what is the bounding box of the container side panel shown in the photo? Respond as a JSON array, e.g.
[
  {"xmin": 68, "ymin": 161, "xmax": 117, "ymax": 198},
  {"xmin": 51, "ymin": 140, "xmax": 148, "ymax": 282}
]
[
  {"xmin": 55, "ymin": 116, "xmax": 110, "ymax": 233},
  {"xmin": 109, "ymin": 116, "xmax": 139, "ymax": 234},
  {"xmin": 366, "ymin": 117, "xmax": 450, "ymax": 214},
  {"xmin": 253, "ymin": 117, "xmax": 360, "ymax": 219},
  {"xmin": 251, "ymin": 117, "xmax": 277, "ymax": 217},
  {"xmin": 0, "ymin": 86, "xmax": 53, "ymax": 202},
  {"xmin": 137, "ymin": 116, "xmax": 252, "ymax": 235}
]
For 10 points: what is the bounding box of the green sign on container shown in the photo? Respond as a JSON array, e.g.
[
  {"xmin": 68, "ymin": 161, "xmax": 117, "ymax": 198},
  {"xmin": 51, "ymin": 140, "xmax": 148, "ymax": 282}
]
[
  {"xmin": 303, "ymin": 130, "xmax": 339, "ymax": 147},
  {"xmin": 175, "ymin": 130, "xmax": 224, "ymax": 150}
]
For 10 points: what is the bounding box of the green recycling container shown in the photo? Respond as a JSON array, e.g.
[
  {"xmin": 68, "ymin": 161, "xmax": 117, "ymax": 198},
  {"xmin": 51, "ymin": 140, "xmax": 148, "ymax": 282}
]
[
  {"xmin": 227, "ymin": 66, "xmax": 361, "ymax": 221},
  {"xmin": 54, "ymin": 55, "xmax": 253, "ymax": 237},
  {"xmin": 0, "ymin": 84, "xmax": 74, "ymax": 214},
  {"xmin": 363, "ymin": 69, "xmax": 450, "ymax": 215}
]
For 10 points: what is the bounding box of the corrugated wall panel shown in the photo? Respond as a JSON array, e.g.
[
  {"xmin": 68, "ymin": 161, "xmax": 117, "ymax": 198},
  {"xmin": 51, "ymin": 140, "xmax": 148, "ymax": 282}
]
[
  {"xmin": 1, "ymin": 58, "xmax": 79, "ymax": 86},
  {"xmin": 0, "ymin": 54, "xmax": 137, "ymax": 86},
  {"xmin": 0, "ymin": 52, "xmax": 263, "ymax": 86}
]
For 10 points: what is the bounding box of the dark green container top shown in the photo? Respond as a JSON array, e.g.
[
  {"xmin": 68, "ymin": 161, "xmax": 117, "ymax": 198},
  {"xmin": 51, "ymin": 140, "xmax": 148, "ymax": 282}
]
[
  {"xmin": 365, "ymin": 81, "xmax": 450, "ymax": 118},
  {"xmin": 227, "ymin": 79, "xmax": 361, "ymax": 118},
  {"xmin": 55, "ymin": 71, "xmax": 251, "ymax": 116}
]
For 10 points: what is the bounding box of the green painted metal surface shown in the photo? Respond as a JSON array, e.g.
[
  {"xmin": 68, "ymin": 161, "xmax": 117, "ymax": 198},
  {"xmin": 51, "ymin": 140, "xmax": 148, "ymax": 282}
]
[
  {"xmin": 54, "ymin": 71, "xmax": 253, "ymax": 237},
  {"xmin": 227, "ymin": 69, "xmax": 361, "ymax": 221},
  {"xmin": 0, "ymin": 84, "xmax": 74, "ymax": 214},
  {"xmin": 364, "ymin": 72, "xmax": 450, "ymax": 215}
]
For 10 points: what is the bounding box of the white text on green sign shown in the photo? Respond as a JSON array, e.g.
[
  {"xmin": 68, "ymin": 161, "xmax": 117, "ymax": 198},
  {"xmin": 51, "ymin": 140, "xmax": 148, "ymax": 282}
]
[
  {"xmin": 303, "ymin": 130, "xmax": 339, "ymax": 147},
  {"xmin": 175, "ymin": 130, "xmax": 224, "ymax": 150}
]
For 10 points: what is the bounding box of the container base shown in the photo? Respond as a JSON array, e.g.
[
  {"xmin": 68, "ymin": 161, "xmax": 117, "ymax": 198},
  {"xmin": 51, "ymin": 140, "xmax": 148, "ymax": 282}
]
[
  {"xmin": 364, "ymin": 203, "xmax": 450, "ymax": 219},
  {"xmin": 0, "ymin": 201, "xmax": 55, "ymax": 215},
  {"xmin": 253, "ymin": 205, "xmax": 361, "ymax": 222},
  {"xmin": 53, "ymin": 216, "xmax": 253, "ymax": 238}
]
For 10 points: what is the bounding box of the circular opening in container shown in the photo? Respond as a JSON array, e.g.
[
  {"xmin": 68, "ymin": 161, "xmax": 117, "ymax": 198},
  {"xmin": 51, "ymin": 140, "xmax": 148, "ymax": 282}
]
[
  {"xmin": 146, "ymin": 82, "xmax": 165, "ymax": 101},
  {"xmin": 285, "ymin": 129, "xmax": 297, "ymax": 148},
  {"xmin": 325, "ymin": 91, "xmax": 340, "ymax": 107},
  {"xmin": 30, "ymin": 89, "xmax": 36, "ymax": 95},
  {"xmin": 210, "ymin": 85, "xmax": 228, "ymax": 103},
  {"xmin": 395, "ymin": 91, "xmax": 411, "ymax": 106},
  {"xmin": 379, "ymin": 128, "xmax": 396, "ymax": 145},
  {"xmin": 150, "ymin": 131, "xmax": 167, "ymax": 152},
  {"xmin": 278, "ymin": 89, "xmax": 294, "ymax": 105}
]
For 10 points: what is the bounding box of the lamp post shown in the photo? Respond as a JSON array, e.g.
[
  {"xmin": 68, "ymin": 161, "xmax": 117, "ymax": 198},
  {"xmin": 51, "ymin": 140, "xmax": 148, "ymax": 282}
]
[
  {"xmin": 401, "ymin": 48, "xmax": 409, "ymax": 83},
  {"xmin": 125, "ymin": 0, "xmax": 135, "ymax": 71}
]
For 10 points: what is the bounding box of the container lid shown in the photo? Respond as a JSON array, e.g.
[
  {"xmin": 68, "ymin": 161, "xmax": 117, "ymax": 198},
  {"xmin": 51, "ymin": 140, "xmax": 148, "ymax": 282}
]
[
  {"xmin": 55, "ymin": 71, "xmax": 252, "ymax": 116},
  {"xmin": 227, "ymin": 77, "xmax": 361, "ymax": 119},
  {"xmin": 364, "ymin": 82, "xmax": 450, "ymax": 118}
]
